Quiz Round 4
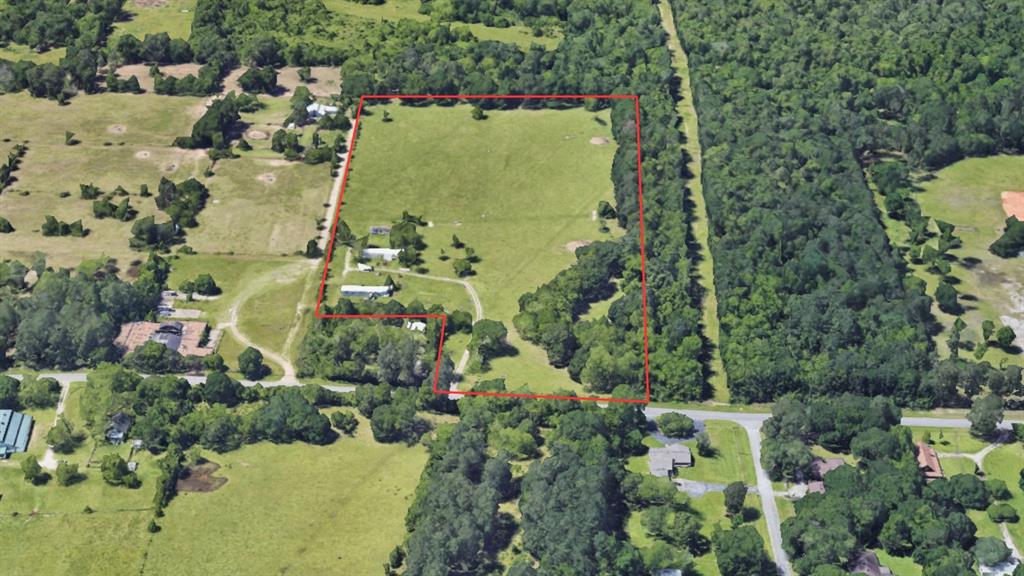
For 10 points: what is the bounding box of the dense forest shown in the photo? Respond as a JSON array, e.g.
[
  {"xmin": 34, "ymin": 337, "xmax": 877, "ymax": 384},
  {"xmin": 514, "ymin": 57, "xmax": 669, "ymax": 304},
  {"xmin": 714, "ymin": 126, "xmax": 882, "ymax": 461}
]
[{"xmin": 671, "ymin": 0, "xmax": 1024, "ymax": 405}]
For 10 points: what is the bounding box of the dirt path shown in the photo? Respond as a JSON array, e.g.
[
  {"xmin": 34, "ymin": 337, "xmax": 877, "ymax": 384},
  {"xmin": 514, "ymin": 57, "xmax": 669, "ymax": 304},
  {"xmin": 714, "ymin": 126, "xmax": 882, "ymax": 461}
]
[
  {"xmin": 39, "ymin": 376, "xmax": 78, "ymax": 470},
  {"xmin": 657, "ymin": 0, "xmax": 728, "ymax": 401},
  {"xmin": 218, "ymin": 261, "xmax": 317, "ymax": 382},
  {"xmin": 318, "ymin": 121, "xmax": 357, "ymax": 252}
]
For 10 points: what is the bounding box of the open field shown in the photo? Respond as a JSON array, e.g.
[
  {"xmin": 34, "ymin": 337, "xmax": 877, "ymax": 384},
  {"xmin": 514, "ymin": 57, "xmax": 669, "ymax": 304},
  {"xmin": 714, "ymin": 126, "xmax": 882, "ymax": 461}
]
[
  {"xmin": 0, "ymin": 91, "xmax": 333, "ymax": 266},
  {"xmin": 142, "ymin": 410, "xmax": 428, "ymax": 576},
  {"xmin": 0, "ymin": 44, "xmax": 65, "ymax": 64},
  {"xmin": 908, "ymin": 426, "xmax": 989, "ymax": 454},
  {"xmin": 873, "ymin": 155, "xmax": 1024, "ymax": 365},
  {"xmin": 323, "ymin": 0, "xmax": 562, "ymax": 49},
  {"xmin": 327, "ymin": 102, "xmax": 620, "ymax": 395},
  {"xmin": 627, "ymin": 421, "xmax": 756, "ymax": 486},
  {"xmin": 113, "ymin": 0, "xmax": 198, "ymax": 40}
]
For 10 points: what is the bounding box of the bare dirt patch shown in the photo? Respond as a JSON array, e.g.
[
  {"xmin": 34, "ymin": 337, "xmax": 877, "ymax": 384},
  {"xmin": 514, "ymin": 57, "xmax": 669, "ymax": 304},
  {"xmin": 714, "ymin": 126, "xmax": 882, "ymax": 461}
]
[
  {"xmin": 1002, "ymin": 191, "xmax": 1024, "ymax": 220},
  {"xmin": 257, "ymin": 173, "xmax": 277, "ymax": 184},
  {"xmin": 134, "ymin": 0, "xmax": 169, "ymax": 7},
  {"xmin": 246, "ymin": 129, "xmax": 269, "ymax": 141},
  {"xmin": 176, "ymin": 462, "xmax": 227, "ymax": 493},
  {"xmin": 589, "ymin": 136, "xmax": 610, "ymax": 145},
  {"xmin": 163, "ymin": 162, "xmax": 178, "ymax": 172},
  {"xmin": 565, "ymin": 240, "xmax": 592, "ymax": 253},
  {"xmin": 134, "ymin": 150, "xmax": 151, "ymax": 160},
  {"xmin": 107, "ymin": 124, "xmax": 127, "ymax": 135}
]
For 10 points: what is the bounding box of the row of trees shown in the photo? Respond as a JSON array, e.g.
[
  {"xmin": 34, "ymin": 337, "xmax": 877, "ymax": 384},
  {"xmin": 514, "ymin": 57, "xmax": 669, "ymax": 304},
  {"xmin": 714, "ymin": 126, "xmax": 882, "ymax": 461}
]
[{"xmin": 0, "ymin": 0, "xmax": 124, "ymax": 52}]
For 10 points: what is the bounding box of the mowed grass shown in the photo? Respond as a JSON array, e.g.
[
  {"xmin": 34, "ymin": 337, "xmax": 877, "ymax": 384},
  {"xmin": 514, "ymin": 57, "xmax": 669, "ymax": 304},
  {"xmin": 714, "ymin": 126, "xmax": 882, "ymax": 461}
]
[
  {"xmin": 0, "ymin": 511, "xmax": 153, "ymax": 576},
  {"xmin": 909, "ymin": 426, "xmax": 989, "ymax": 454},
  {"xmin": 875, "ymin": 155, "xmax": 1024, "ymax": 365},
  {"xmin": 0, "ymin": 43, "xmax": 65, "ymax": 64},
  {"xmin": 0, "ymin": 91, "xmax": 333, "ymax": 267},
  {"xmin": 142, "ymin": 410, "xmax": 429, "ymax": 576},
  {"xmin": 113, "ymin": 0, "xmax": 197, "ymax": 39},
  {"xmin": 329, "ymin": 103, "xmax": 620, "ymax": 395},
  {"xmin": 322, "ymin": 0, "xmax": 562, "ymax": 49},
  {"xmin": 983, "ymin": 442, "xmax": 1024, "ymax": 551},
  {"xmin": 671, "ymin": 421, "xmax": 756, "ymax": 485}
]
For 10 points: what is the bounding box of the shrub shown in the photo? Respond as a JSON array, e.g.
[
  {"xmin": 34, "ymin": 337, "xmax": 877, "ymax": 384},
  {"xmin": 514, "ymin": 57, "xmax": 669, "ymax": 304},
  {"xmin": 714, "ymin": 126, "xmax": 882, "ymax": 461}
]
[{"xmin": 656, "ymin": 413, "xmax": 696, "ymax": 438}]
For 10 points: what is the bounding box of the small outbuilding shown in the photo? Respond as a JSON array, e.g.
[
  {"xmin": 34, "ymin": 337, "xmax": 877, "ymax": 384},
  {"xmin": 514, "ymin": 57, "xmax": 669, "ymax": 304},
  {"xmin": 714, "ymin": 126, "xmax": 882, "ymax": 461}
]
[
  {"xmin": 106, "ymin": 412, "xmax": 133, "ymax": 445},
  {"xmin": 0, "ymin": 409, "xmax": 34, "ymax": 458},
  {"xmin": 405, "ymin": 320, "xmax": 427, "ymax": 332},
  {"xmin": 362, "ymin": 248, "xmax": 403, "ymax": 262},
  {"xmin": 648, "ymin": 445, "xmax": 693, "ymax": 477}
]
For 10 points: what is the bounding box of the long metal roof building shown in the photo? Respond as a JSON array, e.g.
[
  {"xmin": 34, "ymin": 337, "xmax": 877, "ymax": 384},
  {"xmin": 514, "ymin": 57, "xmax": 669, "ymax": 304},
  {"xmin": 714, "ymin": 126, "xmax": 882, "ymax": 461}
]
[{"xmin": 0, "ymin": 409, "xmax": 34, "ymax": 458}]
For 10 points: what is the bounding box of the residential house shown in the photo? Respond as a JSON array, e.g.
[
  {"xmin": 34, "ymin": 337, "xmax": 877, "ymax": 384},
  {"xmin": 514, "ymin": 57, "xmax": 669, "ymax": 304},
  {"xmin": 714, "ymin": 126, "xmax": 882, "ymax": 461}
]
[
  {"xmin": 805, "ymin": 457, "xmax": 845, "ymax": 495},
  {"xmin": 362, "ymin": 248, "xmax": 403, "ymax": 262},
  {"xmin": 648, "ymin": 445, "xmax": 693, "ymax": 477},
  {"xmin": 915, "ymin": 441, "xmax": 943, "ymax": 480},
  {"xmin": 0, "ymin": 409, "xmax": 33, "ymax": 458},
  {"xmin": 340, "ymin": 284, "xmax": 393, "ymax": 300},
  {"xmin": 114, "ymin": 320, "xmax": 214, "ymax": 357},
  {"xmin": 306, "ymin": 101, "xmax": 339, "ymax": 119},
  {"xmin": 106, "ymin": 412, "xmax": 133, "ymax": 445},
  {"xmin": 850, "ymin": 550, "xmax": 894, "ymax": 576}
]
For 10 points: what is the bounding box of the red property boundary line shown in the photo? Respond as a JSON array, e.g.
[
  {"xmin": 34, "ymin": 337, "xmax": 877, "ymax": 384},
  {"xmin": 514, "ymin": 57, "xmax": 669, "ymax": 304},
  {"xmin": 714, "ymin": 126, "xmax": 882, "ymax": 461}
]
[{"xmin": 313, "ymin": 94, "xmax": 650, "ymax": 404}]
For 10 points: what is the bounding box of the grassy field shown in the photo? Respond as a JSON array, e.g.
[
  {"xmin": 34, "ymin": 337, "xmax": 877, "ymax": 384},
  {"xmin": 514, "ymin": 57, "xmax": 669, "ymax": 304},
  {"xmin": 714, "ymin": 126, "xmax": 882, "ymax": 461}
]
[
  {"xmin": 0, "ymin": 43, "xmax": 65, "ymax": 64},
  {"xmin": 322, "ymin": 0, "xmax": 561, "ymax": 49},
  {"xmin": 672, "ymin": 421, "xmax": 756, "ymax": 485},
  {"xmin": 0, "ymin": 381, "xmax": 161, "ymax": 575},
  {"xmin": 659, "ymin": 0, "xmax": 726, "ymax": 402},
  {"xmin": 908, "ymin": 426, "xmax": 989, "ymax": 454},
  {"xmin": 873, "ymin": 155, "xmax": 1024, "ymax": 365},
  {"xmin": 327, "ymin": 102, "xmax": 620, "ymax": 395},
  {"xmin": 0, "ymin": 91, "xmax": 333, "ymax": 267},
  {"xmin": 142, "ymin": 410, "xmax": 428, "ymax": 576},
  {"xmin": 874, "ymin": 549, "xmax": 923, "ymax": 576},
  {"xmin": 113, "ymin": 0, "xmax": 197, "ymax": 40}
]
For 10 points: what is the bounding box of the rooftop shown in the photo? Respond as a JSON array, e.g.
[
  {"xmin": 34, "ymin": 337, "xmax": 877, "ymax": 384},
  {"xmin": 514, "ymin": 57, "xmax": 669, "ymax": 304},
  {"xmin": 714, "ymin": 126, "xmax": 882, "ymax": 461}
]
[
  {"xmin": 648, "ymin": 445, "xmax": 693, "ymax": 477},
  {"xmin": 0, "ymin": 409, "xmax": 34, "ymax": 458},
  {"xmin": 915, "ymin": 441, "xmax": 943, "ymax": 479}
]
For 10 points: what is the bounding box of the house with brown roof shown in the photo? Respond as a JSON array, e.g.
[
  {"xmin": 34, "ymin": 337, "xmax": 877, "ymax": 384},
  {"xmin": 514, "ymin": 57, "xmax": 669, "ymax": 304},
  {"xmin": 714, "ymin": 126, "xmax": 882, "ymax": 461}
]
[
  {"xmin": 915, "ymin": 441, "xmax": 943, "ymax": 480},
  {"xmin": 114, "ymin": 321, "xmax": 214, "ymax": 357}
]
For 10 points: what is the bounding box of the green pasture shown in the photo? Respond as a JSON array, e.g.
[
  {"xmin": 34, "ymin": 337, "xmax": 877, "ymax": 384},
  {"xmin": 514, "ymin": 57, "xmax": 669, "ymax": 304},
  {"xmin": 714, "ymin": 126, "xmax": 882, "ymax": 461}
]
[
  {"xmin": 0, "ymin": 91, "xmax": 334, "ymax": 267},
  {"xmin": 0, "ymin": 44, "xmax": 65, "ymax": 64},
  {"xmin": 671, "ymin": 421, "xmax": 757, "ymax": 485},
  {"xmin": 323, "ymin": 0, "xmax": 561, "ymax": 49},
  {"xmin": 909, "ymin": 426, "xmax": 989, "ymax": 454},
  {"xmin": 327, "ymin": 102, "xmax": 620, "ymax": 395},
  {"xmin": 113, "ymin": 0, "xmax": 197, "ymax": 40},
  {"xmin": 142, "ymin": 410, "xmax": 428, "ymax": 576},
  {"xmin": 873, "ymin": 155, "xmax": 1024, "ymax": 366}
]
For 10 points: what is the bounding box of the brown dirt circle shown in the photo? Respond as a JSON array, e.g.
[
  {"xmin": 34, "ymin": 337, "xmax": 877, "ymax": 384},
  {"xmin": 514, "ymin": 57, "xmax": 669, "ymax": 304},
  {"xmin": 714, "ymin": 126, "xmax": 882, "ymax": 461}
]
[
  {"xmin": 1002, "ymin": 191, "xmax": 1024, "ymax": 219},
  {"xmin": 257, "ymin": 173, "xmax": 277, "ymax": 184},
  {"xmin": 107, "ymin": 124, "xmax": 127, "ymax": 135},
  {"xmin": 134, "ymin": 150, "xmax": 151, "ymax": 160},
  {"xmin": 176, "ymin": 462, "xmax": 227, "ymax": 493},
  {"xmin": 589, "ymin": 136, "xmax": 610, "ymax": 145},
  {"xmin": 246, "ymin": 130, "xmax": 269, "ymax": 141}
]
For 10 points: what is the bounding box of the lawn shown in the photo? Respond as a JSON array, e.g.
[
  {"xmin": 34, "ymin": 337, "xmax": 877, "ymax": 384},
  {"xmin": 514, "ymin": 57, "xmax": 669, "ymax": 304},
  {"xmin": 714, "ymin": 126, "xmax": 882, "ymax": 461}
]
[
  {"xmin": 873, "ymin": 549, "xmax": 923, "ymax": 576},
  {"xmin": 113, "ymin": 0, "xmax": 197, "ymax": 40},
  {"xmin": 909, "ymin": 426, "xmax": 989, "ymax": 454},
  {"xmin": 671, "ymin": 421, "xmax": 757, "ymax": 485},
  {"xmin": 141, "ymin": 410, "xmax": 429, "ymax": 576},
  {"xmin": 873, "ymin": 155, "xmax": 1024, "ymax": 365},
  {"xmin": 0, "ymin": 43, "xmax": 65, "ymax": 64},
  {"xmin": 982, "ymin": 442, "xmax": 1024, "ymax": 552},
  {"xmin": 0, "ymin": 91, "xmax": 334, "ymax": 267},
  {"xmin": 937, "ymin": 455, "xmax": 978, "ymax": 477},
  {"xmin": 322, "ymin": 0, "xmax": 562, "ymax": 49},
  {"xmin": 327, "ymin": 102, "xmax": 621, "ymax": 395}
]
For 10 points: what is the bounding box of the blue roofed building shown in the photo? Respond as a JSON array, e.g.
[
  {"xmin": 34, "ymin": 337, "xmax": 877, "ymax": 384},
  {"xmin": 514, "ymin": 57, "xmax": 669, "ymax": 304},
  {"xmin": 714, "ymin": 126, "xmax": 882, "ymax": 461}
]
[{"xmin": 0, "ymin": 409, "xmax": 34, "ymax": 458}]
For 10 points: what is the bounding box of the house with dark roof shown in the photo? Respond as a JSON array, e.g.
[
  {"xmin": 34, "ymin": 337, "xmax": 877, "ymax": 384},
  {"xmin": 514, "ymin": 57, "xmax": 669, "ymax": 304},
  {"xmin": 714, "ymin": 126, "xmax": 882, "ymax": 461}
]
[
  {"xmin": 850, "ymin": 550, "xmax": 893, "ymax": 576},
  {"xmin": 0, "ymin": 409, "xmax": 33, "ymax": 458},
  {"xmin": 106, "ymin": 412, "xmax": 133, "ymax": 445},
  {"xmin": 648, "ymin": 445, "xmax": 693, "ymax": 477},
  {"xmin": 804, "ymin": 457, "xmax": 846, "ymax": 495}
]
